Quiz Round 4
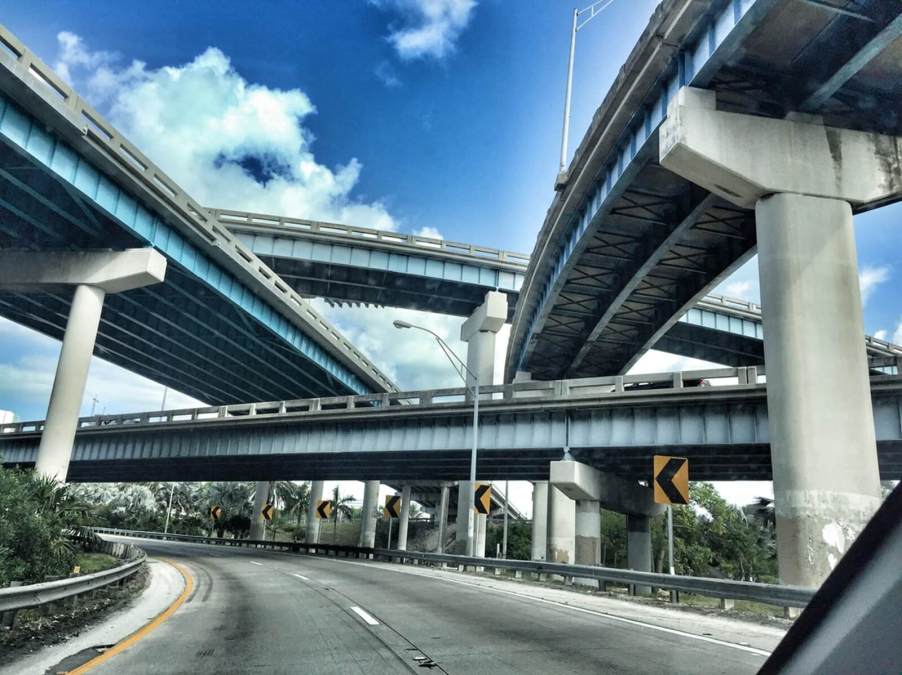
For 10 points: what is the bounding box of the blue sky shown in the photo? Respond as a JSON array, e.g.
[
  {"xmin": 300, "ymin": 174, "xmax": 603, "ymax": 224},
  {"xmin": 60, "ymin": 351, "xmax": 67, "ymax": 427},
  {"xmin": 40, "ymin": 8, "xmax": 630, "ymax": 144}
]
[{"xmin": 1, "ymin": 1, "xmax": 899, "ymax": 508}]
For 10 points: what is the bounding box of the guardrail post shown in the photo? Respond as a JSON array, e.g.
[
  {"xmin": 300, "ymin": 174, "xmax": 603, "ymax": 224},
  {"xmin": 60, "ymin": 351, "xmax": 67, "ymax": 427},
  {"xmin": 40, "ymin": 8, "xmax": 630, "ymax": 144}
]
[{"xmin": 719, "ymin": 597, "xmax": 734, "ymax": 610}]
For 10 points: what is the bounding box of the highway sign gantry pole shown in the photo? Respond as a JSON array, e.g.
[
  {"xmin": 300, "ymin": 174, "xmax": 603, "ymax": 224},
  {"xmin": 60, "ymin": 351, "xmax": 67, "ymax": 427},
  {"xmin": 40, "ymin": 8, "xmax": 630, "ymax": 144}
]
[
  {"xmin": 556, "ymin": 0, "xmax": 619, "ymax": 190},
  {"xmin": 394, "ymin": 319, "xmax": 481, "ymax": 557},
  {"xmin": 502, "ymin": 480, "xmax": 509, "ymax": 559}
]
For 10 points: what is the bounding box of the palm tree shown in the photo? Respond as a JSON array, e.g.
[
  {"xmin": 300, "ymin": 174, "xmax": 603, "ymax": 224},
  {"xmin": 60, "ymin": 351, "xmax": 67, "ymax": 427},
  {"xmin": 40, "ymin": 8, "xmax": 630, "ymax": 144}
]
[
  {"xmin": 274, "ymin": 481, "xmax": 310, "ymax": 527},
  {"xmin": 747, "ymin": 496, "xmax": 775, "ymax": 529},
  {"xmin": 206, "ymin": 482, "xmax": 253, "ymax": 536},
  {"xmin": 330, "ymin": 485, "xmax": 355, "ymax": 544}
]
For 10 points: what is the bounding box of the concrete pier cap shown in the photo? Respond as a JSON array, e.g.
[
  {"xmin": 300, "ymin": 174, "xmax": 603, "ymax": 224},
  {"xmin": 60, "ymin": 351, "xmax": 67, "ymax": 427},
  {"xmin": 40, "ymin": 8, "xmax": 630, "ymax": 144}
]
[
  {"xmin": 0, "ymin": 248, "xmax": 167, "ymax": 293},
  {"xmin": 659, "ymin": 86, "xmax": 902, "ymax": 208},
  {"xmin": 550, "ymin": 460, "xmax": 664, "ymax": 518}
]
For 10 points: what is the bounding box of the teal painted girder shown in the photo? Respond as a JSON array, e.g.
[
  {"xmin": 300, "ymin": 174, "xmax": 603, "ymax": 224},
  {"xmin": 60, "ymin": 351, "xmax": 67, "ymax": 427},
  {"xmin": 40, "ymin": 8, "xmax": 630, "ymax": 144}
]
[{"xmin": 0, "ymin": 92, "xmax": 370, "ymax": 396}]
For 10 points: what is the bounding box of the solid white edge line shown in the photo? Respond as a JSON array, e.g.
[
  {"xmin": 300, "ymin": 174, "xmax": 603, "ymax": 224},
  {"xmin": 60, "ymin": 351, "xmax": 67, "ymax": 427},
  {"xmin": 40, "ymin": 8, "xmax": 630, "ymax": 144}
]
[
  {"xmin": 291, "ymin": 573, "xmax": 310, "ymax": 581},
  {"xmin": 327, "ymin": 558, "xmax": 771, "ymax": 657},
  {"xmin": 350, "ymin": 606, "xmax": 380, "ymax": 626},
  {"xmin": 249, "ymin": 561, "xmax": 263, "ymax": 566}
]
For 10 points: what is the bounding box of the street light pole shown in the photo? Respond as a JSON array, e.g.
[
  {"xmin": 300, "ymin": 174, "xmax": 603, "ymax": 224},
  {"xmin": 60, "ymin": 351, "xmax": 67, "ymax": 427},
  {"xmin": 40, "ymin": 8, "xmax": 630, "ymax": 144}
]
[
  {"xmin": 556, "ymin": 0, "xmax": 619, "ymax": 191},
  {"xmin": 393, "ymin": 319, "xmax": 480, "ymax": 557}
]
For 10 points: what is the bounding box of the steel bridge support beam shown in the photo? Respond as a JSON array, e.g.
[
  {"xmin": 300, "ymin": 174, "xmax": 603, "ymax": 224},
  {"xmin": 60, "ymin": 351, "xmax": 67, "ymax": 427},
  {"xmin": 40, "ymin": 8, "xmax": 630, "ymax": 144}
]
[
  {"xmin": 358, "ymin": 480, "xmax": 380, "ymax": 548},
  {"xmin": 306, "ymin": 480, "xmax": 324, "ymax": 545},
  {"xmin": 0, "ymin": 249, "xmax": 167, "ymax": 482},
  {"xmin": 661, "ymin": 86, "xmax": 894, "ymax": 588}
]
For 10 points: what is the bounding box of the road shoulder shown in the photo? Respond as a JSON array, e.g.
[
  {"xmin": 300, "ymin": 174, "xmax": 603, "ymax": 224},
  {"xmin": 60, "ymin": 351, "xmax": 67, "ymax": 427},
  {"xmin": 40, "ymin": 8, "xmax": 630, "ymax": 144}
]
[{"xmin": 0, "ymin": 558, "xmax": 185, "ymax": 675}]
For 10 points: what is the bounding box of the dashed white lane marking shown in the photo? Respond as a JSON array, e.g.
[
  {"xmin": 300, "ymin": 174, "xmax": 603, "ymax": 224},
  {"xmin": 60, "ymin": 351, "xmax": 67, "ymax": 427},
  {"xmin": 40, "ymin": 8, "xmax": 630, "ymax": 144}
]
[
  {"xmin": 350, "ymin": 606, "xmax": 380, "ymax": 626},
  {"xmin": 323, "ymin": 558, "xmax": 771, "ymax": 657},
  {"xmin": 291, "ymin": 573, "xmax": 310, "ymax": 581},
  {"xmin": 250, "ymin": 561, "xmax": 264, "ymax": 566}
]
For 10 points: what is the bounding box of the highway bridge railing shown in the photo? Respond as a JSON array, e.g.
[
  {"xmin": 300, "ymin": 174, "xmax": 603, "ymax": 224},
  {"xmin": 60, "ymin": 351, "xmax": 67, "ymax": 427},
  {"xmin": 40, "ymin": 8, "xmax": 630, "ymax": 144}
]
[
  {"xmin": 0, "ymin": 365, "xmax": 776, "ymax": 435},
  {"xmin": 95, "ymin": 528, "xmax": 814, "ymax": 611},
  {"xmin": 0, "ymin": 538, "xmax": 145, "ymax": 622}
]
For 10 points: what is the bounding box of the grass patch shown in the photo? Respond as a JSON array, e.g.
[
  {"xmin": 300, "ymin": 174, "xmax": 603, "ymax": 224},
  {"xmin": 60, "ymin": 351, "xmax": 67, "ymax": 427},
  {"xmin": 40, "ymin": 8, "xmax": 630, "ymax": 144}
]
[{"xmin": 75, "ymin": 552, "xmax": 120, "ymax": 574}]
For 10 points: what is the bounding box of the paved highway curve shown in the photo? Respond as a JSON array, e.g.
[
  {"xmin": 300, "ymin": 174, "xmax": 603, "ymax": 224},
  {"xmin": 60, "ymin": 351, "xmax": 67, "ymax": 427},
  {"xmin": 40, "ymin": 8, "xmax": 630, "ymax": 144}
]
[{"xmin": 69, "ymin": 538, "xmax": 774, "ymax": 674}]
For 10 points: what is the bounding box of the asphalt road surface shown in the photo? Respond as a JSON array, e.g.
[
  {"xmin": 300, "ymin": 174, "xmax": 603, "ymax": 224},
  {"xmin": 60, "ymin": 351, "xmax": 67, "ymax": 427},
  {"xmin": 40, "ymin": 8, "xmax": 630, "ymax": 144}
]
[{"xmin": 72, "ymin": 538, "xmax": 774, "ymax": 674}]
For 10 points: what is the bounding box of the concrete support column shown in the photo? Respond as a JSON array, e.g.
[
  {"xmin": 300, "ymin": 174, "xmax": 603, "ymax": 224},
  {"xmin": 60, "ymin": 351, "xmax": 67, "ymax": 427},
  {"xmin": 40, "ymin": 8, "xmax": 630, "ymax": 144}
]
[
  {"xmin": 358, "ymin": 480, "xmax": 380, "ymax": 548},
  {"xmin": 249, "ymin": 480, "xmax": 271, "ymax": 541},
  {"xmin": 436, "ymin": 484, "xmax": 450, "ymax": 553},
  {"xmin": 757, "ymin": 193, "xmax": 882, "ymax": 587},
  {"xmin": 575, "ymin": 500, "xmax": 600, "ymax": 566},
  {"xmin": 547, "ymin": 486, "xmax": 575, "ymax": 564},
  {"xmin": 0, "ymin": 248, "xmax": 167, "ymax": 483},
  {"xmin": 34, "ymin": 285, "xmax": 105, "ymax": 481},
  {"xmin": 306, "ymin": 480, "xmax": 324, "ymax": 545},
  {"xmin": 396, "ymin": 485, "xmax": 411, "ymax": 551},
  {"xmin": 531, "ymin": 481, "xmax": 549, "ymax": 561},
  {"xmin": 627, "ymin": 514, "xmax": 652, "ymax": 595},
  {"xmin": 475, "ymin": 513, "xmax": 486, "ymax": 558},
  {"xmin": 658, "ymin": 86, "xmax": 898, "ymax": 588},
  {"xmin": 454, "ymin": 481, "xmax": 471, "ymax": 554}
]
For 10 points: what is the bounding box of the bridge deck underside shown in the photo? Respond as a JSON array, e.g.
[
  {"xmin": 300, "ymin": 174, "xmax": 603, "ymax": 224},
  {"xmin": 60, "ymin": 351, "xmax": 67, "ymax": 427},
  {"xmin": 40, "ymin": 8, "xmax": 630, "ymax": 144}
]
[
  {"xmin": 527, "ymin": 156, "xmax": 756, "ymax": 380},
  {"xmin": 249, "ymin": 252, "xmax": 516, "ymax": 319},
  {"xmin": 0, "ymin": 132, "xmax": 358, "ymax": 403},
  {"xmin": 514, "ymin": 0, "xmax": 902, "ymax": 382}
]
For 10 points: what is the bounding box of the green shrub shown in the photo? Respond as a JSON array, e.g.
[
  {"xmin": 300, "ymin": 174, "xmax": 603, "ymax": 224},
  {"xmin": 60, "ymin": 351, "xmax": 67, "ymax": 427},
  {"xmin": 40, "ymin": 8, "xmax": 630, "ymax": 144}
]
[{"xmin": 0, "ymin": 467, "xmax": 81, "ymax": 586}]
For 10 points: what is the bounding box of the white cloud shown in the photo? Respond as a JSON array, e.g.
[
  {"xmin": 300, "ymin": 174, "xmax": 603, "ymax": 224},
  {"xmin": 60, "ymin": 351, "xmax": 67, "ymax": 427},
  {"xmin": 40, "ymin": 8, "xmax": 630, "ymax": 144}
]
[
  {"xmin": 54, "ymin": 31, "xmax": 117, "ymax": 83},
  {"xmin": 55, "ymin": 32, "xmax": 397, "ymax": 231},
  {"xmin": 894, "ymin": 318, "xmax": 902, "ymax": 346},
  {"xmin": 859, "ymin": 265, "xmax": 890, "ymax": 306},
  {"xmin": 874, "ymin": 329, "xmax": 888, "ymax": 341},
  {"xmin": 373, "ymin": 0, "xmax": 477, "ymax": 61},
  {"xmin": 0, "ymin": 321, "xmax": 202, "ymax": 422},
  {"xmin": 414, "ymin": 225, "xmax": 443, "ymax": 239},
  {"xmin": 627, "ymin": 350, "xmax": 721, "ymax": 375},
  {"xmin": 311, "ymin": 300, "xmax": 466, "ymax": 390},
  {"xmin": 722, "ymin": 280, "xmax": 753, "ymax": 300},
  {"xmin": 374, "ymin": 61, "xmax": 402, "ymax": 88}
]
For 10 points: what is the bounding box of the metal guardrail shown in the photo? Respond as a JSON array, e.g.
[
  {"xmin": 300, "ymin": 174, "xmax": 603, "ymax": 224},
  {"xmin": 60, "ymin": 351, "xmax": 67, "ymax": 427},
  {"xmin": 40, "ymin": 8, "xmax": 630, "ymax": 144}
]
[
  {"xmin": 92, "ymin": 528, "xmax": 375, "ymax": 559},
  {"xmin": 370, "ymin": 549, "xmax": 815, "ymax": 609},
  {"xmin": 0, "ymin": 365, "xmax": 769, "ymax": 435},
  {"xmin": 96, "ymin": 528, "xmax": 814, "ymax": 610},
  {"xmin": 0, "ymin": 542, "xmax": 145, "ymax": 614}
]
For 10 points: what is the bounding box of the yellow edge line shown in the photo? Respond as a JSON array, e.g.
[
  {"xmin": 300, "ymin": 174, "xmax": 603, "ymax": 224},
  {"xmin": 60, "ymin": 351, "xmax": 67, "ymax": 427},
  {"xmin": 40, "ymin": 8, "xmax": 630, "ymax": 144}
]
[{"xmin": 66, "ymin": 558, "xmax": 194, "ymax": 674}]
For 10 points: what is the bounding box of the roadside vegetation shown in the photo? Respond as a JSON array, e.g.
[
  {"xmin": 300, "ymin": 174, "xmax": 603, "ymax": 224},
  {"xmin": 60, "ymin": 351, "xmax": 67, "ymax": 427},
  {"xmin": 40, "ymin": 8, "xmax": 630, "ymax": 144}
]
[
  {"xmin": 2, "ymin": 466, "xmax": 779, "ymax": 586},
  {"xmin": 0, "ymin": 467, "xmax": 91, "ymax": 586}
]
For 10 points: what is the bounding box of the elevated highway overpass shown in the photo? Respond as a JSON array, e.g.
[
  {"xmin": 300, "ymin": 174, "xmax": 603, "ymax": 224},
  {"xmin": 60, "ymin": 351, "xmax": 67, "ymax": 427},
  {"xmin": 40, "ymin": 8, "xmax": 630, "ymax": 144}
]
[
  {"xmin": 215, "ymin": 208, "xmax": 901, "ymax": 373},
  {"xmin": 2, "ymin": 368, "xmax": 900, "ymax": 483},
  {"xmin": 505, "ymin": 0, "xmax": 902, "ymax": 382},
  {"xmin": 0, "ymin": 26, "xmax": 394, "ymax": 402}
]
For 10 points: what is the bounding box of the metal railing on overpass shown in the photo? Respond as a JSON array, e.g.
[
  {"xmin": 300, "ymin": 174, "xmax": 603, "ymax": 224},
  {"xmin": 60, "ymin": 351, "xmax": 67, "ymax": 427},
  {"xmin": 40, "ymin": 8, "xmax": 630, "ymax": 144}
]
[
  {"xmin": 0, "ymin": 365, "xmax": 769, "ymax": 435},
  {"xmin": 213, "ymin": 208, "xmax": 531, "ymax": 271},
  {"xmin": 95, "ymin": 528, "xmax": 815, "ymax": 611}
]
